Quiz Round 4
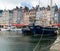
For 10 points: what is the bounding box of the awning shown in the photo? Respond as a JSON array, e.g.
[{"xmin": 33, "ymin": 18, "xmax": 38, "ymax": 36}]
[
  {"xmin": 0, "ymin": 24, "xmax": 8, "ymax": 26},
  {"xmin": 52, "ymin": 24, "xmax": 60, "ymax": 26},
  {"xmin": 12, "ymin": 24, "xmax": 27, "ymax": 27},
  {"xmin": 0, "ymin": 24, "xmax": 28, "ymax": 27}
]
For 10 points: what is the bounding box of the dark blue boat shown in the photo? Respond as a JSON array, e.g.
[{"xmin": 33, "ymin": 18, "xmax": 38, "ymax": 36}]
[{"xmin": 22, "ymin": 25, "xmax": 58, "ymax": 36}]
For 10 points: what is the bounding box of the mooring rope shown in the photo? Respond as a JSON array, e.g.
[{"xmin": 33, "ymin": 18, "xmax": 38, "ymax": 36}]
[
  {"xmin": 33, "ymin": 27, "xmax": 58, "ymax": 51},
  {"xmin": 33, "ymin": 29, "xmax": 44, "ymax": 51}
]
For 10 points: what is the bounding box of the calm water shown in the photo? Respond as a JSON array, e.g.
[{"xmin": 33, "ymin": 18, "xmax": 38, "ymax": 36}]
[{"xmin": 0, "ymin": 31, "xmax": 57, "ymax": 51}]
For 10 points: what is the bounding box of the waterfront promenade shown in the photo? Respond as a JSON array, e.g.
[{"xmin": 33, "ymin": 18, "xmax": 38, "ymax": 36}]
[{"xmin": 50, "ymin": 35, "xmax": 60, "ymax": 51}]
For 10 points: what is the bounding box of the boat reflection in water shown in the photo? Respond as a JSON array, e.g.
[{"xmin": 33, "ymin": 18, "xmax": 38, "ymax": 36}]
[{"xmin": 0, "ymin": 31, "xmax": 57, "ymax": 51}]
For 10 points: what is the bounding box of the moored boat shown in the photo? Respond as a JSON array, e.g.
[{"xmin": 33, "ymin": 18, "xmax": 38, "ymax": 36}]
[{"xmin": 22, "ymin": 25, "xmax": 58, "ymax": 36}]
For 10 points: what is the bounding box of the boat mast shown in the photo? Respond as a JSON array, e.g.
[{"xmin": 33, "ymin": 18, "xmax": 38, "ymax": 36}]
[
  {"xmin": 39, "ymin": 0, "xmax": 40, "ymax": 7},
  {"xmin": 50, "ymin": 0, "xmax": 52, "ymax": 26}
]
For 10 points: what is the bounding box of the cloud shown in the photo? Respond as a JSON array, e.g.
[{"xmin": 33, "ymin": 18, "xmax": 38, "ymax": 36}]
[
  {"xmin": 29, "ymin": 0, "xmax": 38, "ymax": 7},
  {"xmin": 21, "ymin": 0, "xmax": 60, "ymax": 7},
  {"xmin": 0, "ymin": 0, "xmax": 21, "ymax": 10},
  {"xmin": 21, "ymin": 2, "xmax": 32, "ymax": 9},
  {"xmin": 0, "ymin": 0, "xmax": 60, "ymax": 10}
]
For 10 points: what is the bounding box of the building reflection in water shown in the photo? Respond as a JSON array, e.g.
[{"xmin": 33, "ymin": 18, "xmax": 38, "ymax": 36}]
[{"xmin": 0, "ymin": 31, "xmax": 57, "ymax": 51}]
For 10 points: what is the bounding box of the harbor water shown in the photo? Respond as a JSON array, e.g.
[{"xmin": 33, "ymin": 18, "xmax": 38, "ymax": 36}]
[{"xmin": 0, "ymin": 31, "xmax": 57, "ymax": 51}]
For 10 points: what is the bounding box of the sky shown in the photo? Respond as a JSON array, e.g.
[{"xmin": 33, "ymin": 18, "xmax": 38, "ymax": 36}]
[{"xmin": 0, "ymin": 0, "xmax": 60, "ymax": 10}]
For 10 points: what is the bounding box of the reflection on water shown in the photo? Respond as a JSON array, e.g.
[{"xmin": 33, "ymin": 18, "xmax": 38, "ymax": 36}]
[{"xmin": 0, "ymin": 31, "xmax": 57, "ymax": 51}]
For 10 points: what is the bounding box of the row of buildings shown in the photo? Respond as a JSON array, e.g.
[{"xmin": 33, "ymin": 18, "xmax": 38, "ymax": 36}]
[{"xmin": 0, "ymin": 4, "xmax": 60, "ymax": 28}]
